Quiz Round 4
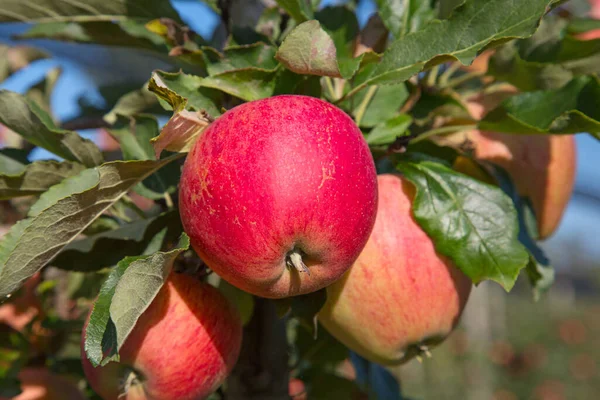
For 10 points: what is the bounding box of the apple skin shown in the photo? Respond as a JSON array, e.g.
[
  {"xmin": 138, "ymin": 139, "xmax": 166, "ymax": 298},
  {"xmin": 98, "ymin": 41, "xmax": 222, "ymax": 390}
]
[
  {"xmin": 0, "ymin": 367, "xmax": 85, "ymax": 400},
  {"xmin": 81, "ymin": 272, "xmax": 242, "ymax": 400},
  {"xmin": 179, "ymin": 95, "xmax": 378, "ymax": 298},
  {"xmin": 464, "ymin": 87, "xmax": 577, "ymax": 239},
  {"xmin": 289, "ymin": 378, "xmax": 307, "ymax": 400},
  {"xmin": 318, "ymin": 174, "xmax": 472, "ymax": 365}
]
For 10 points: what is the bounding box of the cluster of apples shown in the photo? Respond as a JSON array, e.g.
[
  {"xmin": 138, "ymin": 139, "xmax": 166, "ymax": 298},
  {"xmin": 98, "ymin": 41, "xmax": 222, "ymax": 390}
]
[{"xmin": 80, "ymin": 94, "xmax": 575, "ymax": 399}]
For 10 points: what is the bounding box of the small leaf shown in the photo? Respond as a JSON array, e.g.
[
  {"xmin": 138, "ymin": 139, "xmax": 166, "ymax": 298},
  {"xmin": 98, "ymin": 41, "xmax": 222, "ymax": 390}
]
[
  {"xmin": 152, "ymin": 110, "xmax": 210, "ymax": 159},
  {"xmin": 149, "ymin": 70, "xmax": 222, "ymax": 116},
  {"xmin": 366, "ymin": 114, "xmax": 412, "ymax": 146},
  {"xmin": 275, "ymin": 0, "xmax": 313, "ymax": 22},
  {"xmin": 0, "ymin": 91, "xmax": 103, "ymax": 167},
  {"xmin": 206, "ymin": 43, "xmax": 278, "ymax": 75},
  {"xmin": 52, "ymin": 211, "xmax": 182, "ymax": 272},
  {"xmin": 276, "ymin": 20, "xmax": 341, "ymax": 78},
  {"xmin": 480, "ymin": 75, "xmax": 600, "ymax": 137},
  {"xmin": 0, "ymin": 161, "xmax": 85, "ymax": 199},
  {"xmin": 201, "ymin": 68, "xmax": 279, "ymax": 101},
  {"xmin": 104, "ymin": 84, "xmax": 160, "ymax": 124},
  {"xmin": 0, "ymin": 157, "xmax": 182, "ymax": 298},
  {"xmin": 290, "ymin": 288, "xmax": 327, "ymax": 338},
  {"xmin": 84, "ymin": 234, "xmax": 190, "ymax": 366},
  {"xmin": 397, "ymin": 156, "xmax": 529, "ymax": 290}
]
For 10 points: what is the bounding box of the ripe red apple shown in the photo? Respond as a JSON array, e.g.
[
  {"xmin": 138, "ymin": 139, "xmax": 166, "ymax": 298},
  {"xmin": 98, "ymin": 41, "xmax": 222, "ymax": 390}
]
[
  {"xmin": 319, "ymin": 174, "xmax": 472, "ymax": 365},
  {"xmin": 179, "ymin": 95, "xmax": 378, "ymax": 298},
  {"xmin": 463, "ymin": 87, "xmax": 577, "ymax": 239},
  {"xmin": 0, "ymin": 367, "xmax": 85, "ymax": 400},
  {"xmin": 81, "ymin": 272, "xmax": 242, "ymax": 400}
]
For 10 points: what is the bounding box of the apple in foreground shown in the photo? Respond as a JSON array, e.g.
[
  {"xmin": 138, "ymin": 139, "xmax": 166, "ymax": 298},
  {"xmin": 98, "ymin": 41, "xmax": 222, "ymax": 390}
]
[
  {"xmin": 81, "ymin": 272, "xmax": 242, "ymax": 400},
  {"xmin": 463, "ymin": 87, "xmax": 577, "ymax": 239},
  {"xmin": 319, "ymin": 174, "xmax": 472, "ymax": 365},
  {"xmin": 179, "ymin": 95, "xmax": 378, "ymax": 298},
  {"xmin": 0, "ymin": 367, "xmax": 85, "ymax": 400}
]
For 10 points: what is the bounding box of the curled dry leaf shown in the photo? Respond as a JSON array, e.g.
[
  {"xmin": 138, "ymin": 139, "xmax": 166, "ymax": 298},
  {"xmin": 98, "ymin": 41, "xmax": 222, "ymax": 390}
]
[{"xmin": 151, "ymin": 110, "xmax": 211, "ymax": 159}]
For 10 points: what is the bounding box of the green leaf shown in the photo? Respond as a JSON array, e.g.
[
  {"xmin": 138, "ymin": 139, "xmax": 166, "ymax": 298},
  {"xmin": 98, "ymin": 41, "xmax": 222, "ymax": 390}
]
[
  {"xmin": 275, "ymin": 0, "xmax": 313, "ymax": 22},
  {"xmin": 276, "ymin": 20, "xmax": 342, "ymax": 78},
  {"xmin": 15, "ymin": 21, "xmax": 167, "ymax": 52},
  {"xmin": 216, "ymin": 279, "xmax": 254, "ymax": 326},
  {"xmin": 366, "ymin": 114, "xmax": 412, "ymax": 146},
  {"xmin": 0, "ymin": 0, "xmax": 183, "ymax": 23},
  {"xmin": 0, "ymin": 149, "xmax": 31, "ymax": 175},
  {"xmin": 567, "ymin": 18, "xmax": 600, "ymax": 34},
  {"xmin": 290, "ymin": 288, "xmax": 327, "ymax": 339},
  {"xmin": 349, "ymin": 0, "xmax": 552, "ymax": 97},
  {"xmin": 0, "ymin": 91, "xmax": 103, "ymax": 167},
  {"xmin": 315, "ymin": 7, "xmax": 361, "ymax": 79},
  {"xmin": 149, "ymin": 70, "xmax": 222, "ymax": 116},
  {"xmin": 52, "ymin": 211, "xmax": 182, "ymax": 271},
  {"xmin": 480, "ymin": 75, "xmax": 600, "ymax": 137},
  {"xmin": 437, "ymin": 0, "xmax": 466, "ymax": 19},
  {"xmin": 201, "ymin": 68, "xmax": 279, "ymax": 101},
  {"xmin": 104, "ymin": 83, "xmax": 161, "ymax": 124},
  {"xmin": 84, "ymin": 234, "xmax": 189, "ymax": 366},
  {"xmin": 374, "ymin": 0, "xmax": 436, "ymax": 38},
  {"xmin": 396, "ymin": 156, "xmax": 529, "ymax": 290},
  {"xmin": 0, "ymin": 157, "xmax": 182, "ymax": 298},
  {"xmin": 0, "ymin": 160, "xmax": 86, "ymax": 199},
  {"xmin": 488, "ymin": 43, "xmax": 574, "ymax": 91},
  {"xmin": 0, "ymin": 326, "xmax": 29, "ymax": 398},
  {"xmin": 350, "ymin": 83, "xmax": 409, "ymax": 128},
  {"xmin": 206, "ymin": 43, "xmax": 278, "ymax": 75},
  {"xmin": 486, "ymin": 163, "xmax": 554, "ymax": 300}
]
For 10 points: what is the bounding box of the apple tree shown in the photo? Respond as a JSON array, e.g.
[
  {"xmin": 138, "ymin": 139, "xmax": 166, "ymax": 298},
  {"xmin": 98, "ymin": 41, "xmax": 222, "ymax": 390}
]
[{"xmin": 0, "ymin": 0, "xmax": 597, "ymax": 399}]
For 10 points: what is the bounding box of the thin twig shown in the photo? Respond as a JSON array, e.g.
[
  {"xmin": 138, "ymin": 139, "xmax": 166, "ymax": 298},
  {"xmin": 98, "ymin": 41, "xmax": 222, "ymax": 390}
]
[{"xmin": 354, "ymin": 85, "xmax": 378, "ymax": 126}]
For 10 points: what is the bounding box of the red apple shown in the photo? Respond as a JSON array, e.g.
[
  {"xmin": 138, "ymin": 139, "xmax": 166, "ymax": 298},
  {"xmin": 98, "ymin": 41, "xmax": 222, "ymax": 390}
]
[
  {"xmin": 319, "ymin": 174, "xmax": 472, "ymax": 365},
  {"xmin": 179, "ymin": 95, "xmax": 378, "ymax": 298},
  {"xmin": 81, "ymin": 272, "xmax": 242, "ymax": 400},
  {"xmin": 0, "ymin": 367, "xmax": 85, "ymax": 400}
]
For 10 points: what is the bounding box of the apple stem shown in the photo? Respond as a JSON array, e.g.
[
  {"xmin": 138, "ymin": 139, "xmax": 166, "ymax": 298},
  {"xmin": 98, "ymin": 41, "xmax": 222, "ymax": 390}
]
[{"xmin": 287, "ymin": 250, "xmax": 310, "ymax": 275}]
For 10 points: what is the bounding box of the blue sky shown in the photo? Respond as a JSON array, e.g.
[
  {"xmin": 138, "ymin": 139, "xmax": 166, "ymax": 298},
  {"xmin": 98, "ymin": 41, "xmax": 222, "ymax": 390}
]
[{"xmin": 0, "ymin": 0, "xmax": 598, "ymax": 268}]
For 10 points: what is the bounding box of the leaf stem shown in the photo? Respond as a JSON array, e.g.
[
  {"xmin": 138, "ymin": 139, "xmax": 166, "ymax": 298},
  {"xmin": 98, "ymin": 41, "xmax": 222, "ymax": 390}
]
[
  {"xmin": 354, "ymin": 85, "xmax": 378, "ymax": 126},
  {"xmin": 442, "ymin": 71, "xmax": 484, "ymax": 89},
  {"xmin": 438, "ymin": 62, "xmax": 462, "ymax": 87},
  {"xmin": 324, "ymin": 77, "xmax": 337, "ymax": 100},
  {"xmin": 412, "ymin": 124, "xmax": 477, "ymax": 143},
  {"xmin": 426, "ymin": 65, "xmax": 440, "ymax": 87},
  {"xmin": 164, "ymin": 192, "xmax": 174, "ymax": 209}
]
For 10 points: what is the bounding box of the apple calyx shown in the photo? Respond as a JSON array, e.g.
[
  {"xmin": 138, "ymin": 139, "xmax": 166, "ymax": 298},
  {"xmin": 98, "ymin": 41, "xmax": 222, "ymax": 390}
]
[
  {"xmin": 286, "ymin": 249, "xmax": 310, "ymax": 275},
  {"xmin": 121, "ymin": 366, "xmax": 144, "ymax": 398}
]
